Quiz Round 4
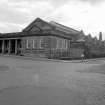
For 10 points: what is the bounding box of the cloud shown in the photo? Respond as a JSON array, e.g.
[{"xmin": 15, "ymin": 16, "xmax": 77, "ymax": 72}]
[
  {"xmin": 0, "ymin": 0, "xmax": 54, "ymax": 32},
  {"xmin": 0, "ymin": 1, "xmax": 31, "ymax": 24},
  {"xmin": 46, "ymin": 1, "xmax": 105, "ymax": 39},
  {"xmin": 0, "ymin": 22, "xmax": 23, "ymax": 33},
  {"xmin": 0, "ymin": 0, "xmax": 105, "ymax": 39},
  {"xmin": 79, "ymin": 0, "xmax": 105, "ymax": 4},
  {"xmin": 50, "ymin": 0, "xmax": 105, "ymax": 6},
  {"xmin": 8, "ymin": 0, "xmax": 105, "ymax": 6}
]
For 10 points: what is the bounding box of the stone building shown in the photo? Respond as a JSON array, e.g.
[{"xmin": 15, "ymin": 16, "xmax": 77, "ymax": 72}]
[{"xmin": 0, "ymin": 18, "xmax": 85, "ymax": 59}]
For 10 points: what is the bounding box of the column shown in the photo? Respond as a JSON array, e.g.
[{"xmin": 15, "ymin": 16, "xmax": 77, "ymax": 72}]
[
  {"xmin": 0, "ymin": 40, "xmax": 2, "ymax": 53},
  {"xmin": 19, "ymin": 39, "xmax": 22, "ymax": 55},
  {"xmin": 15, "ymin": 39, "xmax": 17, "ymax": 54},
  {"xmin": 2, "ymin": 40, "xmax": 4, "ymax": 54},
  {"xmin": 8, "ymin": 40, "xmax": 11, "ymax": 54}
]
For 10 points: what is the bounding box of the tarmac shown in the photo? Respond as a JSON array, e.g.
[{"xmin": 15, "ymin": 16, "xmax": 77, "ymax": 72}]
[{"xmin": 0, "ymin": 54, "xmax": 105, "ymax": 63}]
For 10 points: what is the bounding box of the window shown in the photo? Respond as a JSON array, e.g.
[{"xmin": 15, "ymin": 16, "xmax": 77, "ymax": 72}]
[
  {"xmin": 39, "ymin": 37, "xmax": 45, "ymax": 49},
  {"xmin": 56, "ymin": 39, "xmax": 64, "ymax": 49},
  {"xmin": 39, "ymin": 38, "xmax": 42, "ymax": 49},
  {"xmin": 64, "ymin": 39, "xmax": 68, "ymax": 49},
  {"xmin": 26, "ymin": 39, "xmax": 29, "ymax": 48},
  {"xmin": 62, "ymin": 39, "xmax": 65, "ymax": 49},
  {"xmin": 26, "ymin": 39, "xmax": 33, "ymax": 49},
  {"xmin": 32, "ymin": 40, "xmax": 35, "ymax": 48},
  {"xmin": 33, "ymin": 38, "xmax": 38, "ymax": 49}
]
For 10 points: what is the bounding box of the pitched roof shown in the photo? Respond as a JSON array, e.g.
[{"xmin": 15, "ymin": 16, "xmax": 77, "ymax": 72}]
[
  {"xmin": 22, "ymin": 17, "xmax": 85, "ymax": 39},
  {"xmin": 49, "ymin": 21, "xmax": 80, "ymax": 35},
  {"xmin": 23, "ymin": 17, "xmax": 81, "ymax": 34},
  {"xmin": 0, "ymin": 17, "xmax": 85, "ymax": 40},
  {"xmin": 49, "ymin": 21, "xmax": 85, "ymax": 40},
  {"xmin": 23, "ymin": 18, "xmax": 53, "ymax": 32}
]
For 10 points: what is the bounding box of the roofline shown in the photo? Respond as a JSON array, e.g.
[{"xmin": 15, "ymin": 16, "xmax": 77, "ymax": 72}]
[
  {"xmin": 49, "ymin": 21, "xmax": 81, "ymax": 33},
  {"xmin": 0, "ymin": 32, "xmax": 72, "ymax": 40},
  {"xmin": 22, "ymin": 17, "xmax": 55, "ymax": 32}
]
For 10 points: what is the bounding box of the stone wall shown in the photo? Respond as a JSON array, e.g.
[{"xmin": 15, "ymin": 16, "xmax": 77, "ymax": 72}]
[
  {"xmin": 68, "ymin": 42, "xmax": 84, "ymax": 59},
  {"xmin": 22, "ymin": 36, "xmax": 51, "ymax": 57},
  {"xmin": 21, "ymin": 36, "xmax": 84, "ymax": 59}
]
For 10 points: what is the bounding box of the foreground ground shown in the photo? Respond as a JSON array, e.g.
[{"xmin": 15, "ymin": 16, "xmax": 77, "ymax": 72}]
[{"xmin": 0, "ymin": 56, "xmax": 105, "ymax": 105}]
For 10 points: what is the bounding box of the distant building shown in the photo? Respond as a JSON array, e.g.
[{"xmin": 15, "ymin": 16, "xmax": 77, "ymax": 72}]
[{"xmin": 0, "ymin": 18, "xmax": 85, "ymax": 59}]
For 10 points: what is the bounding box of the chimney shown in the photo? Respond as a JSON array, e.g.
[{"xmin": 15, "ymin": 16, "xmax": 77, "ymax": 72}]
[{"xmin": 99, "ymin": 32, "xmax": 102, "ymax": 41}]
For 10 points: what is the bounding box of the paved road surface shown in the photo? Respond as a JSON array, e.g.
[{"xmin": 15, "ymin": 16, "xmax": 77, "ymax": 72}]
[{"xmin": 0, "ymin": 56, "xmax": 105, "ymax": 105}]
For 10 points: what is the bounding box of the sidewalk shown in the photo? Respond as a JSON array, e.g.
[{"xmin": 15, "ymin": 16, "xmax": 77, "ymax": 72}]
[{"xmin": 0, "ymin": 54, "xmax": 105, "ymax": 63}]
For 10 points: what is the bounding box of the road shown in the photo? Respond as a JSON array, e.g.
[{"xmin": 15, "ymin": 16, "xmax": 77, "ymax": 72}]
[{"xmin": 0, "ymin": 56, "xmax": 105, "ymax": 105}]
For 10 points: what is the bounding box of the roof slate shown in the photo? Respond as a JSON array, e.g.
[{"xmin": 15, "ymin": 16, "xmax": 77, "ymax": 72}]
[{"xmin": 0, "ymin": 17, "xmax": 85, "ymax": 40}]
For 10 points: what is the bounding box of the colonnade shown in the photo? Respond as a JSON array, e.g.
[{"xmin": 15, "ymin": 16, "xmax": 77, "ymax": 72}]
[{"xmin": 0, "ymin": 38, "xmax": 22, "ymax": 55}]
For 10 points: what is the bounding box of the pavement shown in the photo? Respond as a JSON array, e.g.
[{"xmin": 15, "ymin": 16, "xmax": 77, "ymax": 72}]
[
  {"xmin": 0, "ymin": 55, "xmax": 105, "ymax": 105},
  {"xmin": 1, "ymin": 54, "xmax": 105, "ymax": 63}
]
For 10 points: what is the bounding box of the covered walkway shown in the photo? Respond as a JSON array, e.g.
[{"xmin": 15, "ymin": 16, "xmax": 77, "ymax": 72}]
[{"xmin": 0, "ymin": 38, "xmax": 22, "ymax": 55}]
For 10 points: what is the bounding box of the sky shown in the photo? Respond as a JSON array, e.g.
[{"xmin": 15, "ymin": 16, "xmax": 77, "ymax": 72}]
[{"xmin": 0, "ymin": 0, "xmax": 105, "ymax": 39}]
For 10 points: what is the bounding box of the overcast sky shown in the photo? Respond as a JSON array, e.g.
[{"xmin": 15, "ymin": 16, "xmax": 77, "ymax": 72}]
[{"xmin": 0, "ymin": 0, "xmax": 105, "ymax": 39}]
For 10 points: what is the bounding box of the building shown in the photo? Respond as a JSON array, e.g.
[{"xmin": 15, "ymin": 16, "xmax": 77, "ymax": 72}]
[{"xmin": 0, "ymin": 18, "xmax": 85, "ymax": 59}]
